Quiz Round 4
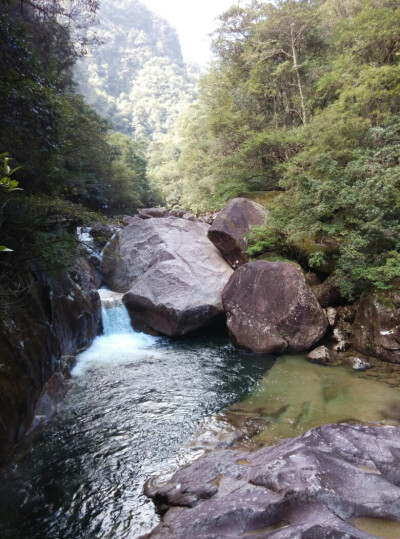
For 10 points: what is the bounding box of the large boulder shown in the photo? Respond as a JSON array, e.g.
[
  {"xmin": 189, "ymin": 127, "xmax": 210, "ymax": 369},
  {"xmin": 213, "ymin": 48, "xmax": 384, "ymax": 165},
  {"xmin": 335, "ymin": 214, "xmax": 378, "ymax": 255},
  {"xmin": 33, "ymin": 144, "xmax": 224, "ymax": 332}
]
[
  {"xmin": 146, "ymin": 423, "xmax": 400, "ymax": 538},
  {"xmin": 207, "ymin": 197, "xmax": 267, "ymax": 269},
  {"xmin": 351, "ymin": 290, "xmax": 400, "ymax": 363},
  {"xmin": 222, "ymin": 260, "xmax": 328, "ymax": 354},
  {"xmin": 103, "ymin": 219, "xmax": 233, "ymax": 336}
]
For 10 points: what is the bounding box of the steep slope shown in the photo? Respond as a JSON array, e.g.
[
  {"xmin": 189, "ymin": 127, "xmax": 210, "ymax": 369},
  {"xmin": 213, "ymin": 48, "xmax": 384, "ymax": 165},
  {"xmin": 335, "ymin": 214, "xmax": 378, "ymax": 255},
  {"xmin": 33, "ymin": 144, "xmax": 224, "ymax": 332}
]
[{"xmin": 76, "ymin": 0, "xmax": 199, "ymax": 140}]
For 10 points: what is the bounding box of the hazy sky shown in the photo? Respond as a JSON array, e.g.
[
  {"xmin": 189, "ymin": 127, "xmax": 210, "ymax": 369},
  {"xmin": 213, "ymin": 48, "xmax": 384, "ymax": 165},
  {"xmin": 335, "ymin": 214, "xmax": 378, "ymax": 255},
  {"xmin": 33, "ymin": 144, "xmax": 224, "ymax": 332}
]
[{"xmin": 141, "ymin": 0, "xmax": 244, "ymax": 66}]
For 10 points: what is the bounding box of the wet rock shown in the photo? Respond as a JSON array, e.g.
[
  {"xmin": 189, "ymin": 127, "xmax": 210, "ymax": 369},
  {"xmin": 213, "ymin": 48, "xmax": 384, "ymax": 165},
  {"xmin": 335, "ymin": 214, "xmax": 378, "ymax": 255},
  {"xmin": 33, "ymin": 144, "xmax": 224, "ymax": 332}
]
[
  {"xmin": 222, "ymin": 261, "xmax": 328, "ymax": 354},
  {"xmin": 89, "ymin": 222, "xmax": 113, "ymax": 248},
  {"xmin": 139, "ymin": 207, "xmax": 169, "ymax": 219},
  {"xmin": 147, "ymin": 423, "xmax": 400, "ymax": 538},
  {"xmin": 347, "ymin": 357, "xmax": 371, "ymax": 371},
  {"xmin": 352, "ymin": 290, "xmax": 400, "ymax": 363},
  {"xmin": 103, "ymin": 219, "xmax": 233, "ymax": 336},
  {"xmin": 307, "ymin": 345, "xmax": 332, "ymax": 365},
  {"xmin": 0, "ymin": 259, "xmax": 101, "ymax": 462},
  {"xmin": 334, "ymin": 340, "xmax": 350, "ymax": 353},
  {"xmin": 29, "ymin": 371, "xmax": 73, "ymax": 430},
  {"xmin": 207, "ymin": 197, "xmax": 268, "ymax": 269}
]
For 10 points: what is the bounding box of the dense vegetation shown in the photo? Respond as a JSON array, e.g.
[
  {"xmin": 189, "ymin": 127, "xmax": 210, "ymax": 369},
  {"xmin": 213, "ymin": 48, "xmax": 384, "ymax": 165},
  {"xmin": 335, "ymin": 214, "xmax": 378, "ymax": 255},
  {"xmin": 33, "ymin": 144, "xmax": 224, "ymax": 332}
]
[
  {"xmin": 0, "ymin": 0, "xmax": 161, "ymax": 276},
  {"xmin": 153, "ymin": 0, "xmax": 400, "ymax": 299}
]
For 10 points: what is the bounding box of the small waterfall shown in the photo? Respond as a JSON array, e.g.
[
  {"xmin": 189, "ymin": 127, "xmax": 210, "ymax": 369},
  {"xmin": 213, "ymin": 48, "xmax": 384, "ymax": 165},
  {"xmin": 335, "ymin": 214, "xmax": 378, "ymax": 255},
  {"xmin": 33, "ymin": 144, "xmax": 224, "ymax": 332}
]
[
  {"xmin": 72, "ymin": 288, "xmax": 159, "ymax": 376},
  {"xmin": 99, "ymin": 288, "xmax": 133, "ymax": 335}
]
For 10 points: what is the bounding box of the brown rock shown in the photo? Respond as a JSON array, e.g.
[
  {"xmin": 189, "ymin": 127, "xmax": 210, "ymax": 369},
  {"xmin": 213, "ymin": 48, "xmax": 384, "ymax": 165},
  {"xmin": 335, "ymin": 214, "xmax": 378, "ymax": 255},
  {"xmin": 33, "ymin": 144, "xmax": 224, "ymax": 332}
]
[
  {"xmin": 222, "ymin": 261, "xmax": 328, "ymax": 354},
  {"xmin": 312, "ymin": 276, "xmax": 342, "ymax": 308},
  {"xmin": 352, "ymin": 290, "xmax": 400, "ymax": 363},
  {"xmin": 139, "ymin": 208, "xmax": 169, "ymax": 219},
  {"xmin": 208, "ymin": 197, "xmax": 268, "ymax": 269}
]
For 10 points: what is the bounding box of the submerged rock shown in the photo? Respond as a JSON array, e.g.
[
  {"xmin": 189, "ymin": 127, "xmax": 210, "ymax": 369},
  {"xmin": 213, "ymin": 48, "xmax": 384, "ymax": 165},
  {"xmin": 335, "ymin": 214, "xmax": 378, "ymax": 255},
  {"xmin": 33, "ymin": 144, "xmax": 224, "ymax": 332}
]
[
  {"xmin": 146, "ymin": 423, "xmax": 400, "ymax": 538},
  {"xmin": 352, "ymin": 290, "xmax": 400, "ymax": 364},
  {"xmin": 103, "ymin": 218, "xmax": 233, "ymax": 336},
  {"xmin": 222, "ymin": 261, "xmax": 328, "ymax": 354},
  {"xmin": 347, "ymin": 356, "xmax": 371, "ymax": 371},
  {"xmin": 207, "ymin": 197, "xmax": 267, "ymax": 269}
]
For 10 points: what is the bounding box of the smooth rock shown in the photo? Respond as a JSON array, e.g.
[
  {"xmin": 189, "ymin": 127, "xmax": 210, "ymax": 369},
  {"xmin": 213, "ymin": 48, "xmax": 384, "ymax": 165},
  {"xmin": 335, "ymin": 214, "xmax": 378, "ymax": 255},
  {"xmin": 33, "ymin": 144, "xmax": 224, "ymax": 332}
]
[
  {"xmin": 139, "ymin": 207, "xmax": 169, "ymax": 219},
  {"xmin": 307, "ymin": 345, "xmax": 332, "ymax": 365},
  {"xmin": 208, "ymin": 197, "xmax": 268, "ymax": 269},
  {"xmin": 352, "ymin": 290, "xmax": 400, "ymax": 363},
  {"xmin": 146, "ymin": 423, "xmax": 400, "ymax": 538},
  {"xmin": 222, "ymin": 261, "xmax": 328, "ymax": 354},
  {"xmin": 103, "ymin": 219, "xmax": 233, "ymax": 336}
]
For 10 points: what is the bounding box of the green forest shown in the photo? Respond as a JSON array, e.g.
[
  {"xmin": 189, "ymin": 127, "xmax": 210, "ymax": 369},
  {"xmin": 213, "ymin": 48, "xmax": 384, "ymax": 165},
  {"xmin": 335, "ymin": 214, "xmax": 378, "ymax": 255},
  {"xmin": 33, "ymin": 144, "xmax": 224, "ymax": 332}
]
[{"xmin": 1, "ymin": 0, "xmax": 400, "ymax": 300}]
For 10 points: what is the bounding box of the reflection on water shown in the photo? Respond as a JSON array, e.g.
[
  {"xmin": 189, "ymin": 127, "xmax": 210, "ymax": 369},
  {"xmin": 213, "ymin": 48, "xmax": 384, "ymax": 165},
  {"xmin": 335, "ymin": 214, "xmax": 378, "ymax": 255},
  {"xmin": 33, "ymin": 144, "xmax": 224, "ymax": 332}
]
[
  {"xmin": 221, "ymin": 355, "xmax": 400, "ymax": 447},
  {"xmin": 0, "ymin": 292, "xmax": 271, "ymax": 539}
]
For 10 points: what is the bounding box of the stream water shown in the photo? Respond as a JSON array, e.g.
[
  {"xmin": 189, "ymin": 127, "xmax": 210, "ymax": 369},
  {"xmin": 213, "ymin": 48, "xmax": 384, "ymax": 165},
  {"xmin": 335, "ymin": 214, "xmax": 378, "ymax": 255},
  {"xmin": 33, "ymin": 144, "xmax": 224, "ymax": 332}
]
[
  {"xmin": 0, "ymin": 289, "xmax": 271, "ymax": 538},
  {"xmin": 2, "ymin": 289, "xmax": 400, "ymax": 538}
]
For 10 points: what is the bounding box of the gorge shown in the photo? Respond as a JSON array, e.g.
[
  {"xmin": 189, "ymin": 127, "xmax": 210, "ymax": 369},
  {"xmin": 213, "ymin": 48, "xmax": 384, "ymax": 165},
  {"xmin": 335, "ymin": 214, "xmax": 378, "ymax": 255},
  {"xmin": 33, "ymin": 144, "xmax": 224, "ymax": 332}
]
[{"xmin": 2, "ymin": 207, "xmax": 400, "ymax": 538}]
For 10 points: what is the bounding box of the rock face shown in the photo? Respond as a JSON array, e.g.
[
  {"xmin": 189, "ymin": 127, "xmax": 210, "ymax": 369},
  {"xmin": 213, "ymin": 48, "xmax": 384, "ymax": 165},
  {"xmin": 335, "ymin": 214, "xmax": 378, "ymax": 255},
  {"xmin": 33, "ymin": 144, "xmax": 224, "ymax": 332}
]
[
  {"xmin": 207, "ymin": 197, "xmax": 268, "ymax": 269},
  {"xmin": 103, "ymin": 219, "xmax": 233, "ymax": 336},
  {"xmin": 0, "ymin": 258, "xmax": 101, "ymax": 462},
  {"xmin": 147, "ymin": 423, "xmax": 400, "ymax": 538},
  {"xmin": 352, "ymin": 290, "xmax": 400, "ymax": 363},
  {"xmin": 222, "ymin": 261, "xmax": 328, "ymax": 354}
]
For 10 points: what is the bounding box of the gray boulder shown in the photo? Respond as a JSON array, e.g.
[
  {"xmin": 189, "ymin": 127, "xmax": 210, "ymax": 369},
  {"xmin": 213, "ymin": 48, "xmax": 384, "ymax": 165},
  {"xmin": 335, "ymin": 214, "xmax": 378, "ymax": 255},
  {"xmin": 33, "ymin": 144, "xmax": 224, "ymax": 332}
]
[
  {"xmin": 146, "ymin": 423, "xmax": 400, "ymax": 538},
  {"xmin": 208, "ymin": 197, "xmax": 267, "ymax": 269},
  {"xmin": 103, "ymin": 219, "xmax": 233, "ymax": 336},
  {"xmin": 222, "ymin": 260, "xmax": 328, "ymax": 354}
]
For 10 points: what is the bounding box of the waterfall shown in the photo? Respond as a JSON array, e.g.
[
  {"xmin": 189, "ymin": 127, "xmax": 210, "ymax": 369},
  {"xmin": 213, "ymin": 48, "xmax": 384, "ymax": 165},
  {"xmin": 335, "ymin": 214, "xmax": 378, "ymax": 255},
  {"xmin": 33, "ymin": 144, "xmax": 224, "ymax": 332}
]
[
  {"xmin": 72, "ymin": 287, "xmax": 159, "ymax": 376},
  {"xmin": 99, "ymin": 288, "xmax": 134, "ymax": 335}
]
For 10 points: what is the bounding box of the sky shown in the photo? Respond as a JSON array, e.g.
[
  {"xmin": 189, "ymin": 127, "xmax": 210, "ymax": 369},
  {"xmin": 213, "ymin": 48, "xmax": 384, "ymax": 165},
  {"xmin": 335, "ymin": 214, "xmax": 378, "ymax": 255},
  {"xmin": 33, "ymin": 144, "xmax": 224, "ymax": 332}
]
[{"xmin": 141, "ymin": 0, "xmax": 244, "ymax": 66}]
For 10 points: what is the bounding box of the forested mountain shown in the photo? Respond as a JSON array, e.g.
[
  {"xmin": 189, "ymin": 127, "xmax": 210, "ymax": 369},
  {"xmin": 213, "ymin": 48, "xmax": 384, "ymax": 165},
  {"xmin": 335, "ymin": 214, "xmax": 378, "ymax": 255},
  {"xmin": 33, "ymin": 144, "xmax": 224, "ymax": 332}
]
[
  {"xmin": 76, "ymin": 0, "xmax": 199, "ymax": 140},
  {"xmin": 0, "ymin": 0, "xmax": 162, "ymax": 273},
  {"xmin": 154, "ymin": 0, "xmax": 400, "ymax": 299}
]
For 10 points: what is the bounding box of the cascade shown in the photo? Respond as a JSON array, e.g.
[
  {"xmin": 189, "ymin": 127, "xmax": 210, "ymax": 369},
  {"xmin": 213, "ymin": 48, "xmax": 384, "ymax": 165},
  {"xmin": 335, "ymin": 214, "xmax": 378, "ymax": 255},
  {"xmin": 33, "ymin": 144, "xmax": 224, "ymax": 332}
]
[
  {"xmin": 72, "ymin": 287, "xmax": 158, "ymax": 376},
  {"xmin": 99, "ymin": 288, "xmax": 134, "ymax": 335}
]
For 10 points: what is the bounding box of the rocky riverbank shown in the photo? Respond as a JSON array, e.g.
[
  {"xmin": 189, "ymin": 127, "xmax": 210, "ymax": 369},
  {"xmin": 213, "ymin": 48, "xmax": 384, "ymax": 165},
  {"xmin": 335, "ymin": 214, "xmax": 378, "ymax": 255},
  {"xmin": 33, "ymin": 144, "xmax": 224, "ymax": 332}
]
[{"xmin": 0, "ymin": 258, "xmax": 101, "ymax": 462}]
